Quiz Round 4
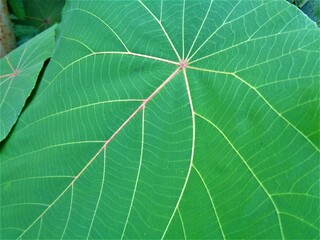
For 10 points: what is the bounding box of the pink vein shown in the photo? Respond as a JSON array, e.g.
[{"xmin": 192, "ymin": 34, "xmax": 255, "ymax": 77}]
[
  {"xmin": 95, "ymin": 51, "xmax": 179, "ymax": 66},
  {"xmin": 0, "ymin": 74, "xmax": 14, "ymax": 79},
  {"xmin": 6, "ymin": 57, "xmax": 15, "ymax": 72},
  {"xmin": 0, "ymin": 57, "xmax": 18, "ymax": 79},
  {"xmin": 17, "ymin": 66, "xmax": 182, "ymax": 239}
]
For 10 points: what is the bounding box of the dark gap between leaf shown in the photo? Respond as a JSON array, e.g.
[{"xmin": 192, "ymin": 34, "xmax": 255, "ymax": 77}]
[{"xmin": 0, "ymin": 58, "xmax": 50, "ymax": 149}]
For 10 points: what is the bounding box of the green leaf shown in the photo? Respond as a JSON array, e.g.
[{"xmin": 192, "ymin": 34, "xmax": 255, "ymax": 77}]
[
  {"xmin": 1, "ymin": 1, "xmax": 319, "ymax": 239},
  {"xmin": 20, "ymin": 0, "xmax": 65, "ymax": 30},
  {"xmin": 7, "ymin": 0, "xmax": 25, "ymax": 19},
  {"xmin": 13, "ymin": 24, "xmax": 39, "ymax": 37},
  {"xmin": 286, "ymin": 0, "xmax": 319, "ymax": 25},
  {"xmin": 12, "ymin": 0, "xmax": 65, "ymax": 45},
  {"xmin": 0, "ymin": 25, "xmax": 56, "ymax": 142}
]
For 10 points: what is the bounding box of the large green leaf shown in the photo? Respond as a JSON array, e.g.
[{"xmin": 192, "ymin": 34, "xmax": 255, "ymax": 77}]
[
  {"xmin": 0, "ymin": 25, "xmax": 56, "ymax": 141},
  {"xmin": 1, "ymin": 0, "xmax": 319, "ymax": 239}
]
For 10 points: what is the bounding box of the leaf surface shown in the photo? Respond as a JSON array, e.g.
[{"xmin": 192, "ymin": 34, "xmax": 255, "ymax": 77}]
[
  {"xmin": 7, "ymin": 0, "xmax": 25, "ymax": 19},
  {"xmin": 1, "ymin": 1, "xmax": 319, "ymax": 239},
  {"xmin": 13, "ymin": 0, "xmax": 65, "ymax": 45},
  {"xmin": 0, "ymin": 25, "xmax": 56, "ymax": 141},
  {"xmin": 18, "ymin": 0, "xmax": 65, "ymax": 30}
]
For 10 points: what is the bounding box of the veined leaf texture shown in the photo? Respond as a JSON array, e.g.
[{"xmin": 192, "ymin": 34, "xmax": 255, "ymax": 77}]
[{"xmin": 1, "ymin": 0, "xmax": 319, "ymax": 239}]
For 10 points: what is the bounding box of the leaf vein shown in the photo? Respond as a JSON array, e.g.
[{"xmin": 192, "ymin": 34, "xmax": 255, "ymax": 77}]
[
  {"xmin": 192, "ymin": 165, "xmax": 226, "ymax": 239},
  {"xmin": 194, "ymin": 112, "xmax": 285, "ymax": 239}
]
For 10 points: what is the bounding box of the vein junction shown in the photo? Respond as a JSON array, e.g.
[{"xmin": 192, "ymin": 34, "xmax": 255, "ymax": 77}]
[{"xmin": 17, "ymin": 59, "xmax": 189, "ymax": 239}]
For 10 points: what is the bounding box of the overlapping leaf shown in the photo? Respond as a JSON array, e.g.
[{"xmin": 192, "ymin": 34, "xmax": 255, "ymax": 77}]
[
  {"xmin": 0, "ymin": 25, "xmax": 56, "ymax": 141},
  {"xmin": 1, "ymin": 0, "xmax": 319, "ymax": 239}
]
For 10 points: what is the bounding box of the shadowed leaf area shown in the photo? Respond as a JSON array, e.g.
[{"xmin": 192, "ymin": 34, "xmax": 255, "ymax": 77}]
[{"xmin": 11, "ymin": 0, "xmax": 65, "ymax": 45}]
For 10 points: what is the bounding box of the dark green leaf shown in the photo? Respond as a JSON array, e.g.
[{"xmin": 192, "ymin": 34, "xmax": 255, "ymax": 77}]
[
  {"xmin": 20, "ymin": 0, "xmax": 65, "ymax": 31},
  {"xmin": 12, "ymin": 0, "xmax": 65, "ymax": 45},
  {"xmin": 7, "ymin": 0, "xmax": 25, "ymax": 19},
  {"xmin": 13, "ymin": 24, "xmax": 39, "ymax": 37}
]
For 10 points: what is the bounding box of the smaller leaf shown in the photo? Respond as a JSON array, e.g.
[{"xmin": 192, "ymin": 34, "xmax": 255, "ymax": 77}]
[{"xmin": 0, "ymin": 24, "xmax": 56, "ymax": 142}]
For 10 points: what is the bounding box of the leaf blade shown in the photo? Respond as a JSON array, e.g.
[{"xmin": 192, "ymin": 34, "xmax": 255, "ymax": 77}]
[
  {"xmin": 1, "ymin": 1, "xmax": 319, "ymax": 239},
  {"xmin": 0, "ymin": 25, "xmax": 56, "ymax": 141}
]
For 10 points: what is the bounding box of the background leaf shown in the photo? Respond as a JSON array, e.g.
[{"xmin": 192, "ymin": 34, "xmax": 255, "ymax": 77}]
[
  {"xmin": 0, "ymin": 25, "xmax": 56, "ymax": 142},
  {"xmin": 12, "ymin": 0, "xmax": 65, "ymax": 45},
  {"xmin": 1, "ymin": 1, "xmax": 319, "ymax": 239},
  {"xmin": 286, "ymin": 0, "xmax": 319, "ymax": 25},
  {"xmin": 13, "ymin": 24, "xmax": 39, "ymax": 38},
  {"xmin": 7, "ymin": 0, "xmax": 25, "ymax": 19}
]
